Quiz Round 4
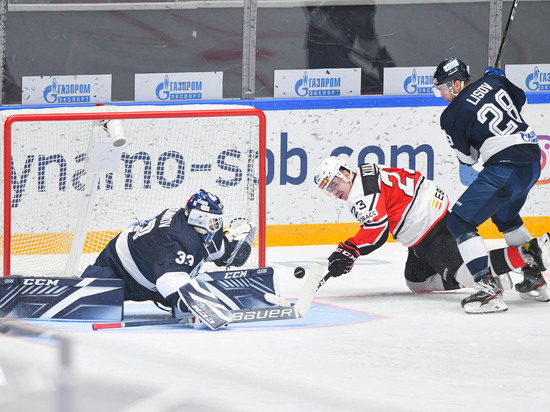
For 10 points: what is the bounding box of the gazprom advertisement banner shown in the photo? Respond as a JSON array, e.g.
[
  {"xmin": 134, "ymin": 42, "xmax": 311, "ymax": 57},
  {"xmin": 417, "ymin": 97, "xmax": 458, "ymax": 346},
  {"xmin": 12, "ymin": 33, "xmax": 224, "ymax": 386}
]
[
  {"xmin": 506, "ymin": 64, "xmax": 550, "ymax": 93},
  {"xmin": 383, "ymin": 67, "xmax": 437, "ymax": 96},
  {"xmin": 22, "ymin": 75, "xmax": 111, "ymax": 105},
  {"xmin": 134, "ymin": 72, "xmax": 223, "ymax": 102},
  {"xmin": 273, "ymin": 68, "xmax": 360, "ymax": 98}
]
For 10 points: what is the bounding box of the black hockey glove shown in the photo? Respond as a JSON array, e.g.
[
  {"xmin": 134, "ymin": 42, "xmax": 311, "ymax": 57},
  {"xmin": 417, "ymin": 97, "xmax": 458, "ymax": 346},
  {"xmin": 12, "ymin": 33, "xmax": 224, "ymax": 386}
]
[{"xmin": 328, "ymin": 241, "xmax": 360, "ymax": 278}]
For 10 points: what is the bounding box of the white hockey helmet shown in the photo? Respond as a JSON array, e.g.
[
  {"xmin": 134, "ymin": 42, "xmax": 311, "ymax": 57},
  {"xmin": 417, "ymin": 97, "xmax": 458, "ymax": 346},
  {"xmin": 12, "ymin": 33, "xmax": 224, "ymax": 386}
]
[{"xmin": 314, "ymin": 156, "xmax": 352, "ymax": 197}]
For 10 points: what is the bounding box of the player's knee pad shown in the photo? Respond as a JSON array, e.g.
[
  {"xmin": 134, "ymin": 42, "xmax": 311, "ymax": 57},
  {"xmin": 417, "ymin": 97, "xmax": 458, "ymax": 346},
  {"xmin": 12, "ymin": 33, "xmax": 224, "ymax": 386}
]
[{"xmin": 447, "ymin": 212, "xmax": 477, "ymax": 240}]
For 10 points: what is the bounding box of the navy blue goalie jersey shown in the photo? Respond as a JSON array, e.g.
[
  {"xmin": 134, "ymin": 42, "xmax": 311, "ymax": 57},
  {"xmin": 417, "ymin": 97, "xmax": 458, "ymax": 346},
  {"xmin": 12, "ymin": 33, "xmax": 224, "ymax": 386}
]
[
  {"xmin": 440, "ymin": 74, "xmax": 540, "ymax": 166},
  {"xmin": 105, "ymin": 208, "xmax": 225, "ymax": 301}
]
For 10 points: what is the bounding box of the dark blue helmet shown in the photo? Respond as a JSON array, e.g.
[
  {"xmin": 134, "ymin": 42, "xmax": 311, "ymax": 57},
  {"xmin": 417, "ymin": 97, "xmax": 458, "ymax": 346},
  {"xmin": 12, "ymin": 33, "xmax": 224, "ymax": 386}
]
[
  {"xmin": 185, "ymin": 189, "xmax": 224, "ymax": 238},
  {"xmin": 433, "ymin": 57, "xmax": 470, "ymax": 86}
]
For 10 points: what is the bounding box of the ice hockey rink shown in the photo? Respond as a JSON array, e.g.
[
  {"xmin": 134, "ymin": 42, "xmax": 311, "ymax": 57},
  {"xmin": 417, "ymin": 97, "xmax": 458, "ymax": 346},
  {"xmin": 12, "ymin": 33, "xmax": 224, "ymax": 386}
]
[{"xmin": 1, "ymin": 240, "xmax": 549, "ymax": 412}]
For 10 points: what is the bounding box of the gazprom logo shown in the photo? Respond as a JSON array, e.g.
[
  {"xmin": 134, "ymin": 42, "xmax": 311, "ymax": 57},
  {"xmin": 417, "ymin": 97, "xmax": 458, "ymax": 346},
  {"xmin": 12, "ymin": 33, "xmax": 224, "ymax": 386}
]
[
  {"xmin": 42, "ymin": 77, "xmax": 91, "ymax": 103},
  {"xmin": 403, "ymin": 69, "xmax": 433, "ymax": 95},
  {"xmin": 294, "ymin": 72, "xmax": 309, "ymax": 96},
  {"xmin": 294, "ymin": 71, "xmax": 341, "ymax": 97},
  {"xmin": 525, "ymin": 66, "xmax": 550, "ymax": 91},
  {"xmin": 155, "ymin": 75, "xmax": 170, "ymax": 100},
  {"xmin": 155, "ymin": 75, "xmax": 203, "ymax": 100},
  {"xmin": 43, "ymin": 77, "xmax": 58, "ymax": 103}
]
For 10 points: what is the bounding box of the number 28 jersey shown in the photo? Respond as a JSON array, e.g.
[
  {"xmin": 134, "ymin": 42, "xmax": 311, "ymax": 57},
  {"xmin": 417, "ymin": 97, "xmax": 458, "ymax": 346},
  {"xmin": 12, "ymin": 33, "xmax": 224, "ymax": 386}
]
[
  {"xmin": 346, "ymin": 164, "xmax": 449, "ymax": 252},
  {"xmin": 440, "ymin": 74, "xmax": 540, "ymax": 166}
]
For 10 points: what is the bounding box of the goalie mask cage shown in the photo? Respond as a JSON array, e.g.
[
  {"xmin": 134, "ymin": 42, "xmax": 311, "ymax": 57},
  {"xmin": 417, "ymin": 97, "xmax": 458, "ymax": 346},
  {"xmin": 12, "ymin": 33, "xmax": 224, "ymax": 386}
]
[{"xmin": 1, "ymin": 104, "xmax": 266, "ymax": 277}]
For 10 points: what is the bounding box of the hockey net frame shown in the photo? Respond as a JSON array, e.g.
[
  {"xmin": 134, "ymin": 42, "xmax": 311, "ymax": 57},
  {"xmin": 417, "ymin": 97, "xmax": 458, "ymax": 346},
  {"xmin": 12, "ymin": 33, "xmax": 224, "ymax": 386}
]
[{"xmin": 1, "ymin": 105, "xmax": 266, "ymax": 277}]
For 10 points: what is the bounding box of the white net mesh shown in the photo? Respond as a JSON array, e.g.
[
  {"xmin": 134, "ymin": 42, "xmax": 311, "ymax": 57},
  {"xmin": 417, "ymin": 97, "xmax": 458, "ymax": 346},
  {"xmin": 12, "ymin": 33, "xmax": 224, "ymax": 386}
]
[{"xmin": 1, "ymin": 104, "xmax": 265, "ymax": 276}]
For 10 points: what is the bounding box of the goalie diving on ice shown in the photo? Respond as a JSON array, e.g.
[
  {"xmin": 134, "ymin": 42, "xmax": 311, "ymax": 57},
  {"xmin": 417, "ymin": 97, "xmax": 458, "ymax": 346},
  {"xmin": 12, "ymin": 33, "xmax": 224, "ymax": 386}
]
[{"xmin": 82, "ymin": 189, "xmax": 267, "ymax": 330}]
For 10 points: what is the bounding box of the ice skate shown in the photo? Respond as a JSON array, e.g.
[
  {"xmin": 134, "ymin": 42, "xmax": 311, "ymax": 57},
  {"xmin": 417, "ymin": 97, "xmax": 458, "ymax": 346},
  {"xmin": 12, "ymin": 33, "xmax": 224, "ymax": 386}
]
[
  {"xmin": 515, "ymin": 267, "xmax": 550, "ymax": 302},
  {"xmin": 519, "ymin": 233, "xmax": 550, "ymax": 271},
  {"xmin": 461, "ymin": 276, "xmax": 508, "ymax": 314}
]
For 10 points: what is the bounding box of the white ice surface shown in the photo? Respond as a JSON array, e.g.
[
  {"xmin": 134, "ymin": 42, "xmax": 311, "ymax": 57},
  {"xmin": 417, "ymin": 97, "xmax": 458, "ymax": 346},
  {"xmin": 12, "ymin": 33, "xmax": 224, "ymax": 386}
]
[{"xmin": 1, "ymin": 240, "xmax": 550, "ymax": 412}]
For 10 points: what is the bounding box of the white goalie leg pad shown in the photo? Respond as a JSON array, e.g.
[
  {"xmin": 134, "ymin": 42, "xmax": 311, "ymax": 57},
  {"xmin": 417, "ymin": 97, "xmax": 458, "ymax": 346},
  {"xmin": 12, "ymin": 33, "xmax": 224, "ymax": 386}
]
[
  {"xmin": 200, "ymin": 268, "xmax": 284, "ymax": 310},
  {"xmin": 178, "ymin": 277, "xmax": 233, "ymax": 330}
]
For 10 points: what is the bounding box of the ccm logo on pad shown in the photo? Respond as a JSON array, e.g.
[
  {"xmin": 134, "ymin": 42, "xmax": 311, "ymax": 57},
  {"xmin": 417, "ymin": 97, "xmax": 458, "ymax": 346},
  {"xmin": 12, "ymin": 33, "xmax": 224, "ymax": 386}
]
[{"xmin": 23, "ymin": 279, "xmax": 60, "ymax": 286}]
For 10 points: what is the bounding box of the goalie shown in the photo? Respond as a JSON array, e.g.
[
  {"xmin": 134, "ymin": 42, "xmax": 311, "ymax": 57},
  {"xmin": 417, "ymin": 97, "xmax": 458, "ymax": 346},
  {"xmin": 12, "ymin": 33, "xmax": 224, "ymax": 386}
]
[{"xmin": 81, "ymin": 189, "xmax": 260, "ymax": 330}]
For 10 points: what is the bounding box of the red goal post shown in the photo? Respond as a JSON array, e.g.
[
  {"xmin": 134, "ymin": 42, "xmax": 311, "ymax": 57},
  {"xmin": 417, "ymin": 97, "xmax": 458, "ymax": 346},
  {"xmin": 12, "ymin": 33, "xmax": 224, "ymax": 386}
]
[{"xmin": 1, "ymin": 104, "xmax": 266, "ymax": 277}]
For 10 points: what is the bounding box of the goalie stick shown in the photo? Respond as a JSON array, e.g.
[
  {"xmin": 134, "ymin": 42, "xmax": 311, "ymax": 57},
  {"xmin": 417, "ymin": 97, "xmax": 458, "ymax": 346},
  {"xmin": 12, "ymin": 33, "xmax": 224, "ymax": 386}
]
[{"xmin": 92, "ymin": 263, "xmax": 326, "ymax": 330}]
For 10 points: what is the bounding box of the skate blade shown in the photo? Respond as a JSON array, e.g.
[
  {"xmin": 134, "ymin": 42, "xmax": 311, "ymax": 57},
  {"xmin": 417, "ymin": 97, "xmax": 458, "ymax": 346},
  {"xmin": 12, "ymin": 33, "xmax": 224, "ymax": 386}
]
[
  {"xmin": 518, "ymin": 289, "xmax": 550, "ymax": 303},
  {"xmin": 463, "ymin": 300, "xmax": 508, "ymax": 314}
]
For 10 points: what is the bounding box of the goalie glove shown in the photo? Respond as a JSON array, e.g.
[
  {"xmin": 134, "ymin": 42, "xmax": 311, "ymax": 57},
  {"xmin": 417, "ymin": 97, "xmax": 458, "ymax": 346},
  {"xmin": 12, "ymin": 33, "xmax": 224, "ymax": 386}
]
[
  {"xmin": 215, "ymin": 218, "xmax": 257, "ymax": 268},
  {"xmin": 328, "ymin": 241, "xmax": 361, "ymax": 278}
]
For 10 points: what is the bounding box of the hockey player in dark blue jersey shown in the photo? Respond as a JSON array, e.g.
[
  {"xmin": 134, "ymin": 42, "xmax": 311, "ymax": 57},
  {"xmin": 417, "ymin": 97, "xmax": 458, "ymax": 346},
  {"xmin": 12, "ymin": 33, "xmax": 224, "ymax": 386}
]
[
  {"xmin": 433, "ymin": 57, "xmax": 548, "ymax": 313},
  {"xmin": 82, "ymin": 189, "xmax": 260, "ymax": 329}
]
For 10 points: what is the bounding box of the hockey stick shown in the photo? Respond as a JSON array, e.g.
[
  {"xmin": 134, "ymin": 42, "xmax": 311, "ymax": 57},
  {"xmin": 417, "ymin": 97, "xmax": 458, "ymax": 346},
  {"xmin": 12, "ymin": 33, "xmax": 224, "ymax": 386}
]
[
  {"xmin": 92, "ymin": 316, "xmax": 194, "ymax": 330},
  {"xmin": 92, "ymin": 264, "xmax": 325, "ymax": 330},
  {"xmin": 494, "ymin": 0, "xmax": 519, "ymax": 69}
]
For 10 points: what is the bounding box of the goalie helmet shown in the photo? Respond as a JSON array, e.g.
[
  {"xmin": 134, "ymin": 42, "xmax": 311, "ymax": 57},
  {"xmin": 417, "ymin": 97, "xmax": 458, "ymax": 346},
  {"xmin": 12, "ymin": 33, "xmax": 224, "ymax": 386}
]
[
  {"xmin": 314, "ymin": 156, "xmax": 352, "ymax": 198},
  {"xmin": 185, "ymin": 189, "xmax": 224, "ymax": 242},
  {"xmin": 433, "ymin": 57, "xmax": 470, "ymax": 86}
]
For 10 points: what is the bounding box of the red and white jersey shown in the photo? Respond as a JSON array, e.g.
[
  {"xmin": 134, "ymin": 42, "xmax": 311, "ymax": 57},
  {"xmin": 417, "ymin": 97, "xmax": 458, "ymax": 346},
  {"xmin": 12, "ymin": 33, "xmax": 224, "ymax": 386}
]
[{"xmin": 346, "ymin": 164, "xmax": 449, "ymax": 250}]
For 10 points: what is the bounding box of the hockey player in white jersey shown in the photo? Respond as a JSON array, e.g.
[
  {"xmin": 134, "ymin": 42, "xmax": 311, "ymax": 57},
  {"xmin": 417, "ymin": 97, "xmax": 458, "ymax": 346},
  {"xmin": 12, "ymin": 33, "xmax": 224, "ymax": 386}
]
[
  {"xmin": 82, "ymin": 189, "xmax": 259, "ymax": 330},
  {"xmin": 314, "ymin": 156, "xmax": 550, "ymax": 299}
]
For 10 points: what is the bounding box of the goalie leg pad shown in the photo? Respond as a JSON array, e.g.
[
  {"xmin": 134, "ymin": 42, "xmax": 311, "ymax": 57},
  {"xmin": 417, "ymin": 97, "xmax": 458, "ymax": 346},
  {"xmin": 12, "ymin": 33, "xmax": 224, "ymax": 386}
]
[
  {"xmin": 201, "ymin": 267, "xmax": 283, "ymax": 310},
  {"xmin": 177, "ymin": 277, "xmax": 233, "ymax": 330},
  {"xmin": 0, "ymin": 276, "xmax": 124, "ymax": 321}
]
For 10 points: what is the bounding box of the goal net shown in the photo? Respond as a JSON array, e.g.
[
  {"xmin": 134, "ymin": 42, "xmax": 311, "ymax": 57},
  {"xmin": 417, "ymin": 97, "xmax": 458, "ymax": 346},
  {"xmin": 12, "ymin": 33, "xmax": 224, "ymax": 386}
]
[{"xmin": 1, "ymin": 104, "xmax": 266, "ymax": 277}]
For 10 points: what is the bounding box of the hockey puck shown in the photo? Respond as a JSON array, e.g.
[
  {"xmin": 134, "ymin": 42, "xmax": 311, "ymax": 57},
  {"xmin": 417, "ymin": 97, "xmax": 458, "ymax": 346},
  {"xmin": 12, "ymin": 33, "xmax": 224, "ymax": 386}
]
[{"xmin": 294, "ymin": 266, "xmax": 306, "ymax": 279}]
